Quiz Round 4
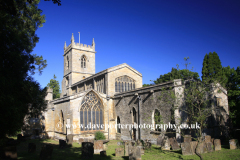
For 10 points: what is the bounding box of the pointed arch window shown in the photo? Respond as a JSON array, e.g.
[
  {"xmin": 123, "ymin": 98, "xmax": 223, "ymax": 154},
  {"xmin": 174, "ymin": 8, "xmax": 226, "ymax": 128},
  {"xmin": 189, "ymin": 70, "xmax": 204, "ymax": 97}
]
[
  {"xmin": 154, "ymin": 109, "xmax": 161, "ymax": 131},
  {"xmin": 80, "ymin": 92, "xmax": 104, "ymax": 131},
  {"xmin": 117, "ymin": 116, "xmax": 121, "ymax": 133},
  {"xmin": 81, "ymin": 56, "xmax": 86, "ymax": 68},
  {"xmin": 61, "ymin": 110, "xmax": 64, "ymax": 132},
  {"xmin": 66, "ymin": 56, "xmax": 69, "ymax": 69},
  {"xmin": 115, "ymin": 75, "xmax": 136, "ymax": 93},
  {"xmin": 133, "ymin": 107, "xmax": 137, "ymax": 123}
]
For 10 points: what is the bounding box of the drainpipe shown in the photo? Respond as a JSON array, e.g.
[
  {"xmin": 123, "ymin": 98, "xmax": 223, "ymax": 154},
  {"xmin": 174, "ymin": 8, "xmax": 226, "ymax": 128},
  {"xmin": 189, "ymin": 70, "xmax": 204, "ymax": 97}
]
[
  {"xmin": 106, "ymin": 95, "xmax": 110, "ymax": 140},
  {"xmin": 137, "ymin": 95, "xmax": 141, "ymax": 140}
]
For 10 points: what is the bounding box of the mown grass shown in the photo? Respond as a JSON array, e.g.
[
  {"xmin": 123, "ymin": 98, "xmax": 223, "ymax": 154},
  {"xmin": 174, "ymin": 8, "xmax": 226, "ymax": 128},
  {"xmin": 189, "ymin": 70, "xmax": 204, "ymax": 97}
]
[{"xmin": 10, "ymin": 137, "xmax": 240, "ymax": 160}]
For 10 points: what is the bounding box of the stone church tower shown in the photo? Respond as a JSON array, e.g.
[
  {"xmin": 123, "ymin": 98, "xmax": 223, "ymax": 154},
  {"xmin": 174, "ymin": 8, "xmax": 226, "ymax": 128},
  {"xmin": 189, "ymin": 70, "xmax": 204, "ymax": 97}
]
[{"xmin": 61, "ymin": 33, "xmax": 96, "ymax": 97}]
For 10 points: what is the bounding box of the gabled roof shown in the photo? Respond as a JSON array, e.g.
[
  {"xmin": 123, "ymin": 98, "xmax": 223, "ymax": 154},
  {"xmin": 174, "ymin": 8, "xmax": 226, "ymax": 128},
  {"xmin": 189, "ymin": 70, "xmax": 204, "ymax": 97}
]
[{"xmin": 71, "ymin": 63, "xmax": 142, "ymax": 87}]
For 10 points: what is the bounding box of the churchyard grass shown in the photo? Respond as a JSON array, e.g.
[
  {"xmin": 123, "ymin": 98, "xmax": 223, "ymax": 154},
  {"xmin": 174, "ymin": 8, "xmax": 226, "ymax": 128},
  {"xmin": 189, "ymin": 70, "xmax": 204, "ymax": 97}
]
[{"xmin": 8, "ymin": 137, "xmax": 240, "ymax": 160}]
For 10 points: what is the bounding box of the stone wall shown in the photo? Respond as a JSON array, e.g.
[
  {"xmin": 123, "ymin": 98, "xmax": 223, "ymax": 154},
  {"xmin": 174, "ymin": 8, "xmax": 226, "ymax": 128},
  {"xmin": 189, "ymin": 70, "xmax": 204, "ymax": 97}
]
[{"xmin": 113, "ymin": 81, "xmax": 176, "ymax": 144}]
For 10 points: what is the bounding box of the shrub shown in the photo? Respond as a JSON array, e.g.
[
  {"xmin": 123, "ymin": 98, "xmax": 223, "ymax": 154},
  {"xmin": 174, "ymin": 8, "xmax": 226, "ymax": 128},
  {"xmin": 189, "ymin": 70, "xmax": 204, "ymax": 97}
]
[{"xmin": 94, "ymin": 131, "xmax": 106, "ymax": 140}]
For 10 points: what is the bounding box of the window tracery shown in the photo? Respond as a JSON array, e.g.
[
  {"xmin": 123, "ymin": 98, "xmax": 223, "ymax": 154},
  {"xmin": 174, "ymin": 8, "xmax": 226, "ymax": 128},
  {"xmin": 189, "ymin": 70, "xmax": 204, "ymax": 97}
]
[
  {"xmin": 115, "ymin": 75, "xmax": 136, "ymax": 92},
  {"xmin": 80, "ymin": 92, "xmax": 104, "ymax": 131},
  {"xmin": 81, "ymin": 56, "xmax": 86, "ymax": 68}
]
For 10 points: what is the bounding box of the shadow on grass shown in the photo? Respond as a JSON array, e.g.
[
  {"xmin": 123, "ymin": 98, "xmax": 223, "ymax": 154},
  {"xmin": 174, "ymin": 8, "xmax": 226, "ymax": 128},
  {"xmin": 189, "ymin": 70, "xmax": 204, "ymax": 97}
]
[
  {"xmin": 171, "ymin": 149, "xmax": 182, "ymax": 154},
  {"xmin": 221, "ymin": 145, "xmax": 229, "ymax": 149},
  {"xmin": 16, "ymin": 139, "xmax": 118, "ymax": 160}
]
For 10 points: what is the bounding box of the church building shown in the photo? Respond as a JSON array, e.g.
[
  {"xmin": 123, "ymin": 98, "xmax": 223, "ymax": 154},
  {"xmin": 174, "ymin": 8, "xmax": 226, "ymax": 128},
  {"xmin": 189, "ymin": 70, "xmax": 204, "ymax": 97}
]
[{"xmin": 43, "ymin": 33, "xmax": 229, "ymax": 144}]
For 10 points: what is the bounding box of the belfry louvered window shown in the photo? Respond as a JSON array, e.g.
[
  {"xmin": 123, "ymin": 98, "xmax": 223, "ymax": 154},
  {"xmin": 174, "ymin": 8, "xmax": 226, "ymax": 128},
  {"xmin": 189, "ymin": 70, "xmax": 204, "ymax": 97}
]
[
  {"xmin": 115, "ymin": 75, "xmax": 136, "ymax": 92},
  {"xmin": 80, "ymin": 92, "xmax": 104, "ymax": 131},
  {"xmin": 81, "ymin": 56, "xmax": 86, "ymax": 68}
]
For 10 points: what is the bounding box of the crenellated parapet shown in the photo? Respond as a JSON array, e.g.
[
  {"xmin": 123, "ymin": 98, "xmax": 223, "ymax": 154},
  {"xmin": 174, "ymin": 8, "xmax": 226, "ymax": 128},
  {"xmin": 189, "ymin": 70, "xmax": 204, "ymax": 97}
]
[{"xmin": 64, "ymin": 33, "xmax": 95, "ymax": 55}]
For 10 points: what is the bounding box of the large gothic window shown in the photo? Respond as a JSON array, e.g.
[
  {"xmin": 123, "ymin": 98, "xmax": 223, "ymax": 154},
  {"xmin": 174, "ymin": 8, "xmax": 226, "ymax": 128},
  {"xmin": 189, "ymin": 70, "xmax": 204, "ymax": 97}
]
[
  {"xmin": 80, "ymin": 92, "xmax": 104, "ymax": 131},
  {"xmin": 81, "ymin": 56, "xmax": 86, "ymax": 68},
  {"xmin": 115, "ymin": 75, "xmax": 136, "ymax": 93}
]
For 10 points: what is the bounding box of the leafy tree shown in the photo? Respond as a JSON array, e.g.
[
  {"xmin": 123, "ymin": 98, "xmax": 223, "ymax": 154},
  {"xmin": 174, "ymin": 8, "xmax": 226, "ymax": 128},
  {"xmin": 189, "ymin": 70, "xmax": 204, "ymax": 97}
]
[
  {"xmin": 153, "ymin": 68, "xmax": 200, "ymax": 84},
  {"xmin": 202, "ymin": 52, "xmax": 223, "ymax": 84},
  {"xmin": 47, "ymin": 75, "xmax": 61, "ymax": 99},
  {"xmin": 157, "ymin": 57, "xmax": 227, "ymax": 160},
  {"xmin": 28, "ymin": 0, "xmax": 61, "ymax": 6},
  {"xmin": 222, "ymin": 66, "xmax": 240, "ymax": 128},
  {"xmin": 0, "ymin": 0, "xmax": 47, "ymax": 139}
]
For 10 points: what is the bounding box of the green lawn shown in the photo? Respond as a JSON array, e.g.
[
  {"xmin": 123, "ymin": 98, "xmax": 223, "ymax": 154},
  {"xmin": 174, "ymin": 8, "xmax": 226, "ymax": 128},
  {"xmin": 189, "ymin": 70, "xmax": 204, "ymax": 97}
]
[{"xmin": 12, "ymin": 138, "xmax": 240, "ymax": 160}]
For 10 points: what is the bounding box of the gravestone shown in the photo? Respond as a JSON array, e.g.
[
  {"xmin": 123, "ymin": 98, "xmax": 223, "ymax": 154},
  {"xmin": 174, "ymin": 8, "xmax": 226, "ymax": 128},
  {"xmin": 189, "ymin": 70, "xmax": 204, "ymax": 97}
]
[
  {"xmin": 131, "ymin": 141, "xmax": 136, "ymax": 146},
  {"xmin": 124, "ymin": 141, "xmax": 131, "ymax": 156},
  {"xmin": 162, "ymin": 136, "xmax": 170, "ymax": 150},
  {"xmin": 129, "ymin": 146, "xmax": 142, "ymax": 160},
  {"xmin": 82, "ymin": 142, "xmax": 94, "ymax": 158},
  {"xmin": 229, "ymin": 139, "xmax": 238, "ymax": 149},
  {"xmin": 103, "ymin": 143, "xmax": 108, "ymax": 150},
  {"xmin": 28, "ymin": 143, "xmax": 36, "ymax": 153},
  {"xmin": 115, "ymin": 148, "xmax": 124, "ymax": 157},
  {"xmin": 66, "ymin": 134, "xmax": 73, "ymax": 145},
  {"xmin": 196, "ymin": 142, "xmax": 207, "ymax": 154},
  {"xmin": 59, "ymin": 139, "xmax": 66, "ymax": 148},
  {"xmin": 139, "ymin": 146, "xmax": 144, "ymax": 155},
  {"xmin": 100, "ymin": 150, "xmax": 106, "ymax": 157},
  {"xmin": 214, "ymin": 139, "xmax": 221, "ymax": 151},
  {"xmin": 157, "ymin": 134, "xmax": 164, "ymax": 146},
  {"xmin": 206, "ymin": 142, "xmax": 214, "ymax": 152},
  {"xmin": 190, "ymin": 141, "xmax": 198, "ymax": 155},
  {"xmin": 181, "ymin": 142, "xmax": 192, "ymax": 155},
  {"xmin": 39, "ymin": 144, "xmax": 53, "ymax": 160},
  {"xmin": 171, "ymin": 138, "xmax": 180, "ymax": 150},
  {"xmin": 184, "ymin": 135, "xmax": 192, "ymax": 143},
  {"xmin": 204, "ymin": 135, "xmax": 211, "ymax": 143},
  {"xmin": 144, "ymin": 142, "xmax": 152, "ymax": 149},
  {"xmin": 4, "ymin": 146, "xmax": 17, "ymax": 159},
  {"xmin": 136, "ymin": 139, "xmax": 142, "ymax": 146},
  {"xmin": 94, "ymin": 140, "xmax": 104, "ymax": 154}
]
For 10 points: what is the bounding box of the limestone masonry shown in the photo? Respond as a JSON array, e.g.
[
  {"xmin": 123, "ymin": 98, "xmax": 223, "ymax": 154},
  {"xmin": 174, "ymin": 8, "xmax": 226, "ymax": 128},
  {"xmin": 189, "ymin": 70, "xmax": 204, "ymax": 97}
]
[{"xmin": 34, "ymin": 33, "xmax": 229, "ymax": 144}]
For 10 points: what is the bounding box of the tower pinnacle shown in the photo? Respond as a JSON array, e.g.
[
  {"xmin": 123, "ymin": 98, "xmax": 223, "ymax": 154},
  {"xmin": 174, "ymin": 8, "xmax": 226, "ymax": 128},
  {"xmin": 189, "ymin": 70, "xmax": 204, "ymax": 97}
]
[
  {"xmin": 71, "ymin": 33, "xmax": 75, "ymax": 43},
  {"xmin": 64, "ymin": 41, "xmax": 67, "ymax": 49},
  {"xmin": 92, "ymin": 38, "xmax": 95, "ymax": 46}
]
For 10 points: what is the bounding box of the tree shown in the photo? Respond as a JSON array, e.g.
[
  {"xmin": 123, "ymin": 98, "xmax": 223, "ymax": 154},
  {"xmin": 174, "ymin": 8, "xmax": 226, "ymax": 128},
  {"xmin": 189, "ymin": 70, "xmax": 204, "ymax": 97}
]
[
  {"xmin": 222, "ymin": 66, "xmax": 240, "ymax": 128},
  {"xmin": 153, "ymin": 68, "xmax": 200, "ymax": 84},
  {"xmin": 47, "ymin": 75, "xmax": 61, "ymax": 99},
  {"xmin": 177, "ymin": 57, "xmax": 228, "ymax": 160},
  {"xmin": 0, "ymin": 0, "xmax": 47, "ymax": 139},
  {"xmin": 202, "ymin": 52, "xmax": 223, "ymax": 84},
  {"xmin": 157, "ymin": 57, "xmax": 228, "ymax": 160}
]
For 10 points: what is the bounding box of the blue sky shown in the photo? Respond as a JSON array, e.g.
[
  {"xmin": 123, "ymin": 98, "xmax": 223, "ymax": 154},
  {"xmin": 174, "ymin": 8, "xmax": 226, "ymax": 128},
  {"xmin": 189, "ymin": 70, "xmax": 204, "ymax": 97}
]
[{"xmin": 33, "ymin": 0, "xmax": 240, "ymax": 90}]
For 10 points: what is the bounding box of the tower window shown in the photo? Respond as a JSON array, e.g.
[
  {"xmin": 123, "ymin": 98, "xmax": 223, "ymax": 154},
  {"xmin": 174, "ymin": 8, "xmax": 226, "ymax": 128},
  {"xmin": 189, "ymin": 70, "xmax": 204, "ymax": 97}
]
[
  {"xmin": 81, "ymin": 56, "xmax": 86, "ymax": 68},
  {"xmin": 66, "ymin": 56, "xmax": 69, "ymax": 69}
]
